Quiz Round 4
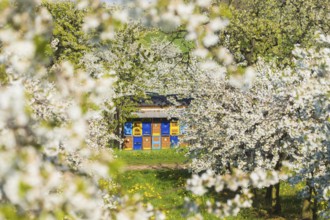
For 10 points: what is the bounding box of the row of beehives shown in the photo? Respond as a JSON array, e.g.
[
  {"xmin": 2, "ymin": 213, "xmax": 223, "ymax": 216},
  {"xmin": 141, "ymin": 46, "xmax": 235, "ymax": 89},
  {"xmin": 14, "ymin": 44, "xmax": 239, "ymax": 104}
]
[
  {"xmin": 123, "ymin": 119, "xmax": 184, "ymax": 136},
  {"xmin": 123, "ymin": 119, "xmax": 186, "ymax": 150},
  {"xmin": 123, "ymin": 135, "xmax": 183, "ymax": 150}
]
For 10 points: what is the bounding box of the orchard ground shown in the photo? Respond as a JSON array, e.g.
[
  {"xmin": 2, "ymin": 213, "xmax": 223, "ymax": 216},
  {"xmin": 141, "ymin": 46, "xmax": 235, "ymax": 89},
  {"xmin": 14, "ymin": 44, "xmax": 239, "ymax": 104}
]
[{"xmin": 114, "ymin": 149, "xmax": 307, "ymax": 220}]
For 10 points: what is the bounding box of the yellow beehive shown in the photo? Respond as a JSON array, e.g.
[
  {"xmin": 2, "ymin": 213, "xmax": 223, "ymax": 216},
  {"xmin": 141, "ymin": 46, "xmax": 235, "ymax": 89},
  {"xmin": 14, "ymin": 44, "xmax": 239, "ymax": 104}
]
[
  {"xmin": 170, "ymin": 120, "xmax": 180, "ymax": 135},
  {"xmin": 133, "ymin": 121, "xmax": 142, "ymax": 136}
]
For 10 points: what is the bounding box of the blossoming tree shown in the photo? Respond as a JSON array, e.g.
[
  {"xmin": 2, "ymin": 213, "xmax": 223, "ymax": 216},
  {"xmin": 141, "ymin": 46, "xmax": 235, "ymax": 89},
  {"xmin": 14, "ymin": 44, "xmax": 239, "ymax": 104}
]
[
  {"xmin": 179, "ymin": 36, "xmax": 329, "ymax": 218},
  {"xmin": 0, "ymin": 0, "xmax": 328, "ymax": 219}
]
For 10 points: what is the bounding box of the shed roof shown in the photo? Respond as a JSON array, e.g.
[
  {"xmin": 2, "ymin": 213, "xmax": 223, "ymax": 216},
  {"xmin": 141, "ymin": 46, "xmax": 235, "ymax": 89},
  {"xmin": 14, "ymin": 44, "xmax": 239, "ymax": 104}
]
[
  {"xmin": 133, "ymin": 111, "xmax": 169, "ymax": 118},
  {"xmin": 132, "ymin": 107, "xmax": 184, "ymax": 119}
]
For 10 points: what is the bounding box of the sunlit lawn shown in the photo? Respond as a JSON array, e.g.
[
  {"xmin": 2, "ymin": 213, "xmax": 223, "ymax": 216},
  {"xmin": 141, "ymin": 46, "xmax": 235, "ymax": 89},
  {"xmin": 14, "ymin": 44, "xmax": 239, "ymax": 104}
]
[
  {"xmin": 118, "ymin": 170, "xmax": 304, "ymax": 220},
  {"xmin": 114, "ymin": 148, "xmax": 189, "ymax": 166},
  {"xmin": 114, "ymin": 148, "xmax": 308, "ymax": 219}
]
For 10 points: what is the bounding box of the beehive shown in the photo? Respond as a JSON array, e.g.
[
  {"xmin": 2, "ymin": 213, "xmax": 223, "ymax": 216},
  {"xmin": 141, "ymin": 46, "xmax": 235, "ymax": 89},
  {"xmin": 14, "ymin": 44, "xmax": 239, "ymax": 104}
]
[
  {"xmin": 123, "ymin": 136, "xmax": 133, "ymax": 150},
  {"xmin": 152, "ymin": 136, "xmax": 161, "ymax": 149},
  {"xmin": 142, "ymin": 136, "xmax": 152, "ymax": 150},
  {"xmin": 179, "ymin": 135, "xmax": 188, "ymax": 147},
  {"xmin": 161, "ymin": 136, "xmax": 170, "ymax": 149},
  {"xmin": 180, "ymin": 123, "xmax": 187, "ymax": 135},
  {"xmin": 152, "ymin": 120, "xmax": 161, "ymax": 136},
  {"xmin": 161, "ymin": 120, "xmax": 170, "ymax": 136},
  {"xmin": 170, "ymin": 136, "xmax": 179, "ymax": 147},
  {"xmin": 170, "ymin": 120, "xmax": 180, "ymax": 135},
  {"xmin": 133, "ymin": 136, "xmax": 142, "ymax": 150},
  {"xmin": 142, "ymin": 120, "xmax": 152, "ymax": 136},
  {"xmin": 133, "ymin": 121, "xmax": 142, "ymax": 136},
  {"xmin": 124, "ymin": 122, "xmax": 133, "ymax": 136}
]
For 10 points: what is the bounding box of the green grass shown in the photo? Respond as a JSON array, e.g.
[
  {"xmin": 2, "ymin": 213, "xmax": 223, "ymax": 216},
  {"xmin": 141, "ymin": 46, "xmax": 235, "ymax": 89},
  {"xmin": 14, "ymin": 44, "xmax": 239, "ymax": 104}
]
[
  {"xmin": 118, "ymin": 169, "xmax": 199, "ymax": 219},
  {"xmin": 119, "ymin": 170, "xmax": 301, "ymax": 220},
  {"xmin": 114, "ymin": 148, "xmax": 189, "ymax": 165},
  {"xmin": 113, "ymin": 149, "xmax": 309, "ymax": 219},
  {"xmin": 118, "ymin": 169, "xmax": 304, "ymax": 220}
]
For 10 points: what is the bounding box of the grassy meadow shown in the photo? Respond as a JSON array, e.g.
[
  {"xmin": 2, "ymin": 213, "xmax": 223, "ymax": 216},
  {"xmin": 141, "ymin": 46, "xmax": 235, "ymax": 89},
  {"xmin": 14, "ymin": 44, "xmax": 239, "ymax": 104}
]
[
  {"xmin": 114, "ymin": 149, "xmax": 306, "ymax": 220},
  {"xmin": 114, "ymin": 148, "xmax": 189, "ymax": 165}
]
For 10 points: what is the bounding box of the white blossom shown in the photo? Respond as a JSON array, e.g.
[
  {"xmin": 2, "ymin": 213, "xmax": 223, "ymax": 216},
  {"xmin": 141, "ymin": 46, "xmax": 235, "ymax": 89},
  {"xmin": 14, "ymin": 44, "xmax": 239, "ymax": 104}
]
[{"xmin": 203, "ymin": 33, "xmax": 219, "ymax": 47}]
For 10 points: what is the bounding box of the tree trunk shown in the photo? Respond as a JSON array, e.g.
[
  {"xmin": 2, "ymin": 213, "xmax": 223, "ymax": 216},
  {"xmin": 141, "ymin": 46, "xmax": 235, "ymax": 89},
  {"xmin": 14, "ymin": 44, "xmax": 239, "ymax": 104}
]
[
  {"xmin": 273, "ymin": 156, "xmax": 285, "ymax": 215},
  {"xmin": 265, "ymin": 185, "xmax": 273, "ymax": 209},
  {"xmin": 252, "ymin": 188, "xmax": 258, "ymax": 202},
  {"xmin": 118, "ymin": 121, "xmax": 123, "ymax": 150},
  {"xmin": 115, "ymin": 108, "xmax": 121, "ymax": 149},
  {"xmin": 312, "ymin": 187, "xmax": 318, "ymax": 220},
  {"xmin": 302, "ymin": 181, "xmax": 312, "ymax": 220},
  {"xmin": 302, "ymin": 199, "xmax": 312, "ymax": 220},
  {"xmin": 273, "ymin": 182, "xmax": 281, "ymax": 214}
]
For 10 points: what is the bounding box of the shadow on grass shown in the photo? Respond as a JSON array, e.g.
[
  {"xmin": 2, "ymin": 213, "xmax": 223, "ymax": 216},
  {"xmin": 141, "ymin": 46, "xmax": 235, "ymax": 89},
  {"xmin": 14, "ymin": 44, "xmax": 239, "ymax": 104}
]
[
  {"xmin": 251, "ymin": 191, "xmax": 303, "ymax": 220},
  {"xmin": 154, "ymin": 169, "xmax": 191, "ymax": 182},
  {"xmin": 121, "ymin": 169, "xmax": 304, "ymax": 220}
]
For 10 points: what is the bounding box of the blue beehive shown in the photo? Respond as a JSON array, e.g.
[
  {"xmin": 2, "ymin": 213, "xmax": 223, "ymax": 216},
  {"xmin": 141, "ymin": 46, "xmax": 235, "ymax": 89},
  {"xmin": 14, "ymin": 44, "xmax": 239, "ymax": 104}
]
[
  {"xmin": 124, "ymin": 122, "xmax": 133, "ymax": 136},
  {"xmin": 180, "ymin": 123, "xmax": 187, "ymax": 135},
  {"xmin": 133, "ymin": 137, "xmax": 142, "ymax": 150},
  {"xmin": 170, "ymin": 136, "xmax": 179, "ymax": 147},
  {"xmin": 161, "ymin": 120, "xmax": 170, "ymax": 135},
  {"xmin": 142, "ymin": 121, "xmax": 152, "ymax": 136},
  {"xmin": 152, "ymin": 136, "xmax": 161, "ymax": 150}
]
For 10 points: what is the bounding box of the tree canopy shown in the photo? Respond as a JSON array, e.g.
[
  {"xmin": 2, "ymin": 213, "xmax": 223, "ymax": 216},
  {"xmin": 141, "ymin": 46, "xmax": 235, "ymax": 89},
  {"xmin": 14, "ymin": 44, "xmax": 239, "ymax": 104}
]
[
  {"xmin": 0, "ymin": 0, "xmax": 328, "ymax": 219},
  {"xmin": 217, "ymin": 0, "xmax": 330, "ymax": 66}
]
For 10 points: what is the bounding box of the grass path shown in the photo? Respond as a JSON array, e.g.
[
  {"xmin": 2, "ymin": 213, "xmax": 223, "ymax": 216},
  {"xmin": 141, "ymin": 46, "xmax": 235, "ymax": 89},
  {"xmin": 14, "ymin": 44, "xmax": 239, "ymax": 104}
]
[{"xmin": 124, "ymin": 163, "xmax": 188, "ymax": 171}]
